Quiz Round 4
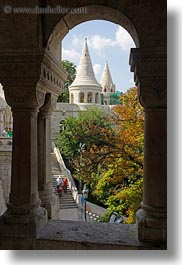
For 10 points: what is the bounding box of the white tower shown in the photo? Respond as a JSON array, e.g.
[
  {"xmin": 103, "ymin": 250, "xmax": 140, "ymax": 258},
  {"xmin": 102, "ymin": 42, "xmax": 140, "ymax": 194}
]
[
  {"xmin": 100, "ymin": 62, "xmax": 115, "ymax": 105},
  {"xmin": 69, "ymin": 38, "xmax": 102, "ymax": 110},
  {"xmin": 0, "ymin": 84, "xmax": 13, "ymax": 134}
]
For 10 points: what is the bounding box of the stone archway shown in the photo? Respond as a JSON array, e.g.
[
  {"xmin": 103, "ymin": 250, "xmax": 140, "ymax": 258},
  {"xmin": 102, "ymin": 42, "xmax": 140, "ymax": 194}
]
[
  {"xmin": 45, "ymin": 4, "xmax": 166, "ymax": 244},
  {"xmin": 0, "ymin": 0, "xmax": 166, "ymax": 249},
  {"xmin": 47, "ymin": 5, "xmax": 140, "ymax": 61}
]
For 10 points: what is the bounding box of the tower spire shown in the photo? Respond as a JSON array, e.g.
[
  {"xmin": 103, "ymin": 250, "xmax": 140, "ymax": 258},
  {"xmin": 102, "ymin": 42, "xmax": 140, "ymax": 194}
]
[
  {"xmin": 69, "ymin": 38, "xmax": 101, "ymax": 106},
  {"xmin": 70, "ymin": 38, "xmax": 100, "ymax": 87},
  {"xmin": 100, "ymin": 62, "xmax": 115, "ymax": 93}
]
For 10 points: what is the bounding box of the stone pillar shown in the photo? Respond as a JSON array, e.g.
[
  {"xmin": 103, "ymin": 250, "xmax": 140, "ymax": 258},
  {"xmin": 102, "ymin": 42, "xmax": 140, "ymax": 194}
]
[
  {"xmin": 129, "ymin": 48, "xmax": 167, "ymax": 242},
  {"xmin": 0, "ymin": 110, "xmax": 4, "ymax": 135},
  {"xmin": 84, "ymin": 91, "xmax": 87, "ymax": 103},
  {"xmin": 0, "ymin": 86, "xmax": 47, "ymax": 246},
  {"xmin": 37, "ymin": 93, "xmax": 59, "ymax": 219},
  {"xmin": 0, "ymin": 49, "xmax": 67, "ymax": 248}
]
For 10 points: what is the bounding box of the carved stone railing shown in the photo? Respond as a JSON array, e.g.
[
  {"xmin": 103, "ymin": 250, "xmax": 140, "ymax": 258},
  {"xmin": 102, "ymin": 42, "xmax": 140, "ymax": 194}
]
[{"xmin": 0, "ymin": 137, "xmax": 12, "ymax": 151}]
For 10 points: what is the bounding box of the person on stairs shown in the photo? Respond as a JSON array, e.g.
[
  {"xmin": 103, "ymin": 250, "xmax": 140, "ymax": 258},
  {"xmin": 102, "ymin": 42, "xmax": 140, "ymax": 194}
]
[
  {"xmin": 56, "ymin": 176, "xmax": 63, "ymax": 197},
  {"xmin": 63, "ymin": 177, "xmax": 68, "ymax": 193},
  {"xmin": 56, "ymin": 176, "xmax": 62, "ymax": 188}
]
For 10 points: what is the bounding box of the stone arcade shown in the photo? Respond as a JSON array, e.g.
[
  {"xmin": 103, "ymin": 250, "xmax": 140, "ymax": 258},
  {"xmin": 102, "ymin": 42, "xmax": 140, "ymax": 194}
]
[{"xmin": 0, "ymin": 0, "xmax": 166, "ymax": 249}]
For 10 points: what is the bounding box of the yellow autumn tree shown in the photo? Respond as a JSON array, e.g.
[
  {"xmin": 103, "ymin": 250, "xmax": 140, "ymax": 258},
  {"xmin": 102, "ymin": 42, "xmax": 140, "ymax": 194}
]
[{"xmin": 93, "ymin": 87, "xmax": 144, "ymax": 223}]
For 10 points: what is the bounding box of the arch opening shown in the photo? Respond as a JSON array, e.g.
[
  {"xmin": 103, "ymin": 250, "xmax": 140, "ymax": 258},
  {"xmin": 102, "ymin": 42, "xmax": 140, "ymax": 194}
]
[{"xmin": 47, "ymin": 5, "xmax": 140, "ymax": 61}]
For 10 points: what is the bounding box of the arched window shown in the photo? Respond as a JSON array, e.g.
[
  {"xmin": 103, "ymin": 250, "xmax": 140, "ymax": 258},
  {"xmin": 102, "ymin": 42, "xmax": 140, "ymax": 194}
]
[
  {"xmin": 87, "ymin": 92, "xmax": 92, "ymax": 103},
  {"xmin": 59, "ymin": 120, "xmax": 65, "ymax": 132},
  {"xmin": 79, "ymin": 92, "xmax": 84, "ymax": 103}
]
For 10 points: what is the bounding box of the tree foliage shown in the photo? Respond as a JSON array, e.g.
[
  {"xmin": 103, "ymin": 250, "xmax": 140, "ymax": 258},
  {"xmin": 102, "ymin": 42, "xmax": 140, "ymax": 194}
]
[
  {"xmin": 93, "ymin": 87, "xmax": 144, "ymax": 223},
  {"xmin": 58, "ymin": 60, "xmax": 77, "ymax": 102},
  {"xmin": 56, "ymin": 107, "xmax": 115, "ymax": 179},
  {"xmin": 57, "ymin": 87, "xmax": 144, "ymax": 223}
]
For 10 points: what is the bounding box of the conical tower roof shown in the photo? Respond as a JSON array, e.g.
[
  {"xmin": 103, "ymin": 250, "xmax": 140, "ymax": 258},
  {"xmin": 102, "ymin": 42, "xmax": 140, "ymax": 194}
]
[
  {"xmin": 100, "ymin": 62, "xmax": 115, "ymax": 92},
  {"xmin": 69, "ymin": 38, "xmax": 100, "ymax": 88}
]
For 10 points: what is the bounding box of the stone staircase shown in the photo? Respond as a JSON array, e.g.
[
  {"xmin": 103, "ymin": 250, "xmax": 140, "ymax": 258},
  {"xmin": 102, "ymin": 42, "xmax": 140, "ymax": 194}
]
[
  {"xmin": 51, "ymin": 175, "xmax": 77, "ymax": 209},
  {"xmin": 51, "ymin": 153, "xmax": 77, "ymax": 210},
  {"xmin": 60, "ymin": 185, "xmax": 77, "ymax": 209}
]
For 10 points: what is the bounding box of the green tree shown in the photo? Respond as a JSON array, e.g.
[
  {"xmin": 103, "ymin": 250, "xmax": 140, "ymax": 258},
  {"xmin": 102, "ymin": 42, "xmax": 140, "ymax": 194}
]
[
  {"xmin": 58, "ymin": 60, "xmax": 77, "ymax": 102},
  {"xmin": 56, "ymin": 107, "xmax": 116, "ymax": 181},
  {"xmin": 57, "ymin": 87, "xmax": 144, "ymax": 223}
]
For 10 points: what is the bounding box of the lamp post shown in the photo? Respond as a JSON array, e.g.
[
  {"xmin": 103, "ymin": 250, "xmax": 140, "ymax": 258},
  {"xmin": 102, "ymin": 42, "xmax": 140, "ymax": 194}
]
[{"xmin": 82, "ymin": 185, "xmax": 89, "ymax": 222}]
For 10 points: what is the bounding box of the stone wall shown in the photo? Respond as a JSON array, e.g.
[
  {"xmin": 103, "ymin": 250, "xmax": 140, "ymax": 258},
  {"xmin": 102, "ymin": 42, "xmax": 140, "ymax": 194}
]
[
  {"xmin": 51, "ymin": 103, "xmax": 79, "ymax": 140},
  {"xmin": 0, "ymin": 180, "xmax": 6, "ymax": 215},
  {"xmin": 86, "ymin": 201, "xmax": 108, "ymax": 217},
  {"xmin": 0, "ymin": 138, "xmax": 12, "ymax": 215}
]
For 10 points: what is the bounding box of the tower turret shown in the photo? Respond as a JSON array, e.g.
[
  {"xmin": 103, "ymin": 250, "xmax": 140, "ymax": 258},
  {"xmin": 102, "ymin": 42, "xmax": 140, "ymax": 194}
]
[
  {"xmin": 100, "ymin": 62, "xmax": 116, "ymax": 105},
  {"xmin": 69, "ymin": 38, "xmax": 101, "ymax": 108}
]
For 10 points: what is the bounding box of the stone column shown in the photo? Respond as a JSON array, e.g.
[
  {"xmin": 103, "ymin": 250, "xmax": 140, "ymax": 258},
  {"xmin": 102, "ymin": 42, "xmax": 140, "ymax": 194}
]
[
  {"xmin": 37, "ymin": 93, "xmax": 59, "ymax": 219},
  {"xmin": 0, "ymin": 86, "xmax": 47, "ymax": 245},
  {"xmin": 129, "ymin": 48, "xmax": 167, "ymax": 242},
  {"xmin": 0, "ymin": 110, "xmax": 4, "ymax": 135},
  {"xmin": 84, "ymin": 91, "xmax": 87, "ymax": 103}
]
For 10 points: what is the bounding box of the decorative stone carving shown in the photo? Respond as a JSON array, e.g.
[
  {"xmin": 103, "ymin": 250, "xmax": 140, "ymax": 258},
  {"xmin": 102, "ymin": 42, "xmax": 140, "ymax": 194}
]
[
  {"xmin": 3, "ymin": 86, "xmax": 46, "ymax": 110},
  {"xmin": 39, "ymin": 50, "xmax": 67, "ymax": 97},
  {"xmin": 39, "ymin": 93, "xmax": 58, "ymax": 114},
  {"xmin": 36, "ymin": 89, "xmax": 46, "ymax": 107},
  {"xmin": 138, "ymin": 79, "xmax": 167, "ymax": 109},
  {"xmin": 0, "ymin": 49, "xmax": 67, "ymax": 108},
  {"xmin": 129, "ymin": 48, "xmax": 167, "ymax": 109}
]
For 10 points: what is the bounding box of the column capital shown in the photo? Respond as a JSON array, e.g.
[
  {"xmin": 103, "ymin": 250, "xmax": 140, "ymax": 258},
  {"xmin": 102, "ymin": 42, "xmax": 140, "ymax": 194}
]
[
  {"xmin": 39, "ymin": 93, "xmax": 58, "ymax": 114},
  {"xmin": 0, "ymin": 49, "xmax": 67, "ymax": 106},
  {"xmin": 129, "ymin": 48, "xmax": 167, "ymax": 109},
  {"xmin": 3, "ymin": 85, "xmax": 46, "ymax": 110}
]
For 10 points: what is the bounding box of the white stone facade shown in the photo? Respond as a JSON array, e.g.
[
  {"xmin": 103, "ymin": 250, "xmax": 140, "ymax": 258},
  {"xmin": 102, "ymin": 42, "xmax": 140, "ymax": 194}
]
[
  {"xmin": 51, "ymin": 103, "xmax": 80, "ymax": 140},
  {"xmin": 0, "ymin": 84, "xmax": 13, "ymax": 135},
  {"xmin": 0, "ymin": 138, "xmax": 12, "ymax": 215}
]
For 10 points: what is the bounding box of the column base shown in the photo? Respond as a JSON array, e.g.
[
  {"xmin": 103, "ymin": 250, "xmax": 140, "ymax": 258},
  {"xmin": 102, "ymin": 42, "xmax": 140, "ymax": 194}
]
[
  {"xmin": 136, "ymin": 209, "xmax": 167, "ymax": 243},
  {"xmin": 39, "ymin": 187, "xmax": 60, "ymax": 219},
  {"xmin": 0, "ymin": 206, "xmax": 47, "ymax": 249}
]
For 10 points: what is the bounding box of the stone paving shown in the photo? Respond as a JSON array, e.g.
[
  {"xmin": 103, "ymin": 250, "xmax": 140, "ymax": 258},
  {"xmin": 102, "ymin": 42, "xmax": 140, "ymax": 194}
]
[{"xmin": 59, "ymin": 207, "xmax": 83, "ymax": 221}]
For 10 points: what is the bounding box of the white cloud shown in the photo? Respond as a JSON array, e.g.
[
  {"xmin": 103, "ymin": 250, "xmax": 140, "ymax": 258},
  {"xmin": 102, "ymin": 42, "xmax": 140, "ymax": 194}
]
[
  {"xmin": 93, "ymin": 64, "xmax": 101, "ymax": 78},
  {"xmin": 72, "ymin": 35, "xmax": 82, "ymax": 47},
  {"xmin": 115, "ymin": 27, "xmax": 135, "ymax": 51},
  {"xmin": 88, "ymin": 35, "xmax": 116, "ymax": 53},
  {"xmin": 62, "ymin": 48, "xmax": 80, "ymax": 64},
  {"xmin": 69, "ymin": 26, "xmax": 135, "ymax": 57}
]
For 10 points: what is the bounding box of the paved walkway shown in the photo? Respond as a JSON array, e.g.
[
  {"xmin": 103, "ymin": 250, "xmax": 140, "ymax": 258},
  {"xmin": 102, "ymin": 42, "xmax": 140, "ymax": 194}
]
[{"xmin": 59, "ymin": 207, "xmax": 83, "ymax": 221}]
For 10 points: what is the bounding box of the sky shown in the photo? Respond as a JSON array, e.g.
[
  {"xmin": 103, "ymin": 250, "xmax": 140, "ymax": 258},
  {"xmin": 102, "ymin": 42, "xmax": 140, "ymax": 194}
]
[{"xmin": 62, "ymin": 20, "xmax": 136, "ymax": 93}]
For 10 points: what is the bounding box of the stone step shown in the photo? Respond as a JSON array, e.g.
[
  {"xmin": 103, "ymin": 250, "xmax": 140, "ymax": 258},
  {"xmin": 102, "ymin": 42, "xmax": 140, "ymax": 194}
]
[
  {"xmin": 60, "ymin": 204, "xmax": 77, "ymax": 209},
  {"xmin": 51, "ymin": 158, "xmax": 77, "ymax": 210}
]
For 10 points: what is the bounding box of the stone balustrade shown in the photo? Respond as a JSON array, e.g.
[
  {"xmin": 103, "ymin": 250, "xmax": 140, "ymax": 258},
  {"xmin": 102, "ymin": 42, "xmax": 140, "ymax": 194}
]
[{"xmin": 0, "ymin": 137, "xmax": 12, "ymax": 151}]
